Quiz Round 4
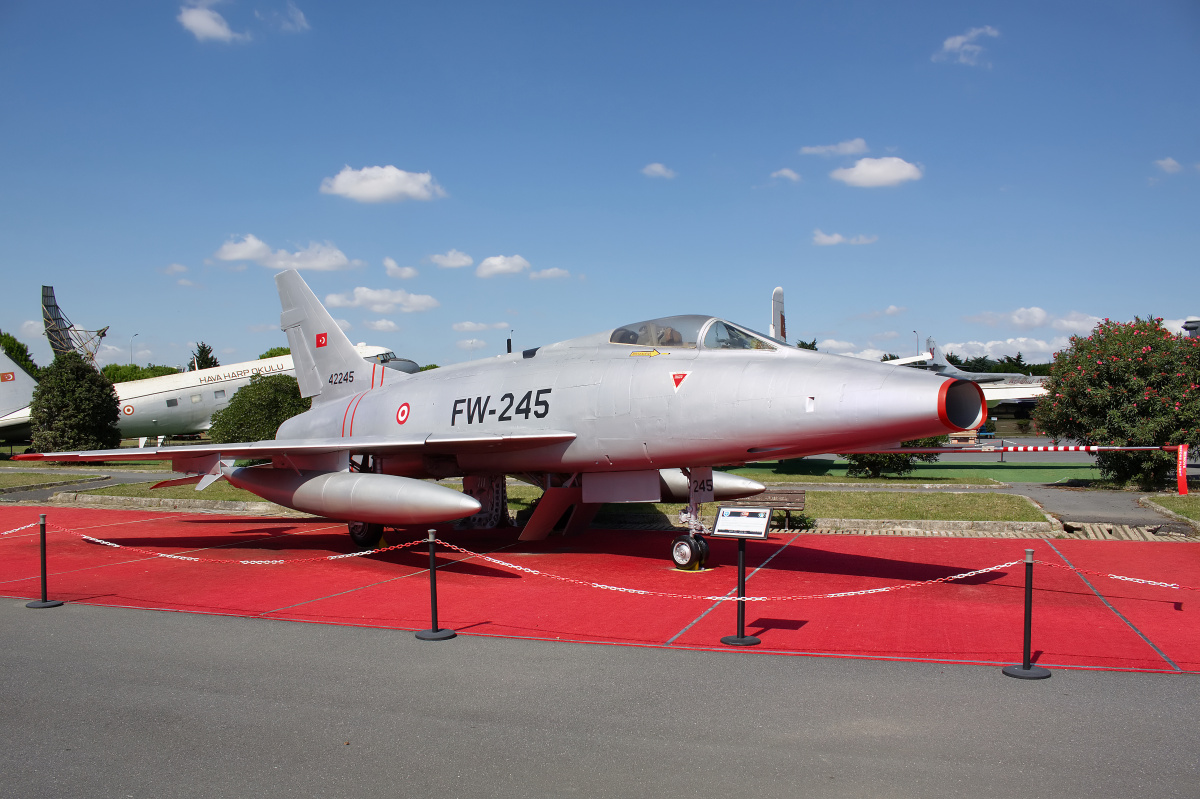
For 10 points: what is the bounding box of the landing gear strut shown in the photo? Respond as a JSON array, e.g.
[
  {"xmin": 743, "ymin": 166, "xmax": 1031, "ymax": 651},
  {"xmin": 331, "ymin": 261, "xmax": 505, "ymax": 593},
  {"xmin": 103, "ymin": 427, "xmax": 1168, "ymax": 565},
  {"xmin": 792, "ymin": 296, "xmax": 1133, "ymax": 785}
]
[
  {"xmin": 347, "ymin": 520, "xmax": 385, "ymax": 549},
  {"xmin": 671, "ymin": 533, "xmax": 709, "ymax": 571}
]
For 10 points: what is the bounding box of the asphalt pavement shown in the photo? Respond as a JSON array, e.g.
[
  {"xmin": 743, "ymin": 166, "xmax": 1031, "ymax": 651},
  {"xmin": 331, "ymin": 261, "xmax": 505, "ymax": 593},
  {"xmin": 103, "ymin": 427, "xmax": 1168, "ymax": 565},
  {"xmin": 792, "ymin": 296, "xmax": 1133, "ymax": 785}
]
[{"xmin": 4, "ymin": 601, "xmax": 1198, "ymax": 799}]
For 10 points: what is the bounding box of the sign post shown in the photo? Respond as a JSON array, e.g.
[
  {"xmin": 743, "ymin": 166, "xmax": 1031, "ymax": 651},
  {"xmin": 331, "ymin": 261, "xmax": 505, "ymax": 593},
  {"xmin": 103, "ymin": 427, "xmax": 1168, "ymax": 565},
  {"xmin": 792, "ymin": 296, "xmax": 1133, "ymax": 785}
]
[{"xmin": 712, "ymin": 508, "xmax": 771, "ymax": 647}]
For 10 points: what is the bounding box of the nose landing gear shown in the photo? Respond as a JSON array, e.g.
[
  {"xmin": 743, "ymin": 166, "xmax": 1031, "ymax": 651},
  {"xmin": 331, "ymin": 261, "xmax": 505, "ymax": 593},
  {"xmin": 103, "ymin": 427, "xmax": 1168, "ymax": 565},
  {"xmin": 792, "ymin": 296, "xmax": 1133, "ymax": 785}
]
[{"xmin": 670, "ymin": 533, "xmax": 709, "ymax": 571}]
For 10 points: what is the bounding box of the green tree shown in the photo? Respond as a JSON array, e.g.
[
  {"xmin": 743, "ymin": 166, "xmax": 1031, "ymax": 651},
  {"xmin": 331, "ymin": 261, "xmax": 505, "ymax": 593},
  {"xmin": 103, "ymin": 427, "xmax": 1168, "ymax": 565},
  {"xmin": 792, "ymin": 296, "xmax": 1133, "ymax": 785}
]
[
  {"xmin": 0, "ymin": 329, "xmax": 41, "ymax": 380},
  {"xmin": 944, "ymin": 351, "xmax": 964, "ymax": 366},
  {"xmin": 880, "ymin": 353, "xmax": 900, "ymax": 362},
  {"xmin": 419, "ymin": 364, "xmax": 440, "ymax": 371},
  {"xmin": 207, "ymin": 373, "xmax": 311, "ymax": 443},
  {"xmin": 100, "ymin": 363, "xmax": 179, "ymax": 383},
  {"xmin": 259, "ymin": 346, "xmax": 290, "ymax": 359},
  {"xmin": 841, "ymin": 435, "xmax": 949, "ymax": 479},
  {"xmin": 1032, "ymin": 316, "xmax": 1200, "ymax": 489},
  {"xmin": 796, "ymin": 338, "xmax": 818, "ymax": 351},
  {"xmin": 188, "ymin": 341, "xmax": 220, "ymax": 371},
  {"xmin": 30, "ymin": 351, "xmax": 121, "ymax": 452}
]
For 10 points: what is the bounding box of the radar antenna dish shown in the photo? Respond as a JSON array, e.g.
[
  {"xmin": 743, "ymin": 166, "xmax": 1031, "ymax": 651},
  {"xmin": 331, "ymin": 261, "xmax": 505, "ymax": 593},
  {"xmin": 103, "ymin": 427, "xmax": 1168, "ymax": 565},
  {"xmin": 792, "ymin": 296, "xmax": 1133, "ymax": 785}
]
[{"xmin": 42, "ymin": 286, "xmax": 108, "ymax": 367}]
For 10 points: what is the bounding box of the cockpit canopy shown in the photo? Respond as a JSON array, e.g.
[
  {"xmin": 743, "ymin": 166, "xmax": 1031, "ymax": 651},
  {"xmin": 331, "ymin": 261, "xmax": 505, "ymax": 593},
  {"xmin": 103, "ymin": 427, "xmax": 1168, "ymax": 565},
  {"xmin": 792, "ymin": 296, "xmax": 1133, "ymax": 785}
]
[{"xmin": 608, "ymin": 315, "xmax": 776, "ymax": 351}]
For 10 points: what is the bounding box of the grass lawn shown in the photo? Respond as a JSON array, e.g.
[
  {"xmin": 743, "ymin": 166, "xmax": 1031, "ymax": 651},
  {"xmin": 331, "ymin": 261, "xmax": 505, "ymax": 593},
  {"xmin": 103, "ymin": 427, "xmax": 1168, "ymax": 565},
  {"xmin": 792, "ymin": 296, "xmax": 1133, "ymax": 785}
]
[
  {"xmin": 1153, "ymin": 495, "xmax": 1200, "ymax": 522},
  {"xmin": 805, "ymin": 491, "xmax": 1045, "ymax": 522},
  {"xmin": 0, "ymin": 473, "xmax": 101, "ymax": 489},
  {"xmin": 82, "ymin": 480, "xmax": 1045, "ymax": 523},
  {"xmin": 728, "ymin": 458, "xmax": 1100, "ymax": 485}
]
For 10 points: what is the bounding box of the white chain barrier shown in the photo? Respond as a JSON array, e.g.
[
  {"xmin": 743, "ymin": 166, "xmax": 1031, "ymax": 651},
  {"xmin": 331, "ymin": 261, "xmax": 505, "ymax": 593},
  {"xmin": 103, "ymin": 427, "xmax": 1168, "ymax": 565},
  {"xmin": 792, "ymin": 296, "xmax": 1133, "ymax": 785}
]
[
  {"xmin": 1, "ymin": 522, "xmax": 40, "ymax": 536},
  {"xmin": 22, "ymin": 524, "xmax": 1200, "ymax": 600},
  {"xmin": 436, "ymin": 540, "xmax": 1024, "ymax": 602}
]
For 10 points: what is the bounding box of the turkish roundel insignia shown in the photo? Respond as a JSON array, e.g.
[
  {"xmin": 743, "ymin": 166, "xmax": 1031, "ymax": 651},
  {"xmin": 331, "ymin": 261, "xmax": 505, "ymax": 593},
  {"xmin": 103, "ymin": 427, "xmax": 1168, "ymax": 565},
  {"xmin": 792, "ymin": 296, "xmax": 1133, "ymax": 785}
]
[
  {"xmin": 671, "ymin": 372, "xmax": 689, "ymax": 392},
  {"xmin": 315, "ymin": 333, "xmax": 328, "ymax": 348},
  {"xmin": 0, "ymin": 372, "xmax": 14, "ymax": 383}
]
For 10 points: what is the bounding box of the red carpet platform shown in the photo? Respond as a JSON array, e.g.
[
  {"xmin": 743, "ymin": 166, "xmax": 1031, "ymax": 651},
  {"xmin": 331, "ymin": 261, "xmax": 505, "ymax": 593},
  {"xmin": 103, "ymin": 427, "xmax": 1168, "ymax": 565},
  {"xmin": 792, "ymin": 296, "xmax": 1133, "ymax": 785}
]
[{"xmin": 3, "ymin": 506, "xmax": 1198, "ymax": 673}]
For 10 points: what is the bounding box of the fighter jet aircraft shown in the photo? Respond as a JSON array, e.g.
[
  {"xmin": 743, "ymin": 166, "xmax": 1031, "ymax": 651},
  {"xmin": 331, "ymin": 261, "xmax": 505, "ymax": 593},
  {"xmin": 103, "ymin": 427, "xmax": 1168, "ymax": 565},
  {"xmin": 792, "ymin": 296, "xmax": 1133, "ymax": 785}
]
[
  {"xmin": 17, "ymin": 271, "xmax": 986, "ymax": 567},
  {"xmin": 0, "ymin": 341, "xmax": 412, "ymax": 445},
  {"xmin": 885, "ymin": 337, "xmax": 1048, "ymax": 406}
]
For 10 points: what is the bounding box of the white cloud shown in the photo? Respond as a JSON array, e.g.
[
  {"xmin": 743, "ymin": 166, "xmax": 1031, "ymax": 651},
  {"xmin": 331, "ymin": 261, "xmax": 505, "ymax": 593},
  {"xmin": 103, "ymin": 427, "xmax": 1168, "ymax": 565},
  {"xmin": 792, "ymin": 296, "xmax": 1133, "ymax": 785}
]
[
  {"xmin": 884, "ymin": 305, "xmax": 904, "ymax": 316},
  {"xmin": 477, "ymin": 254, "xmax": 530, "ymax": 278},
  {"xmin": 1050, "ymin": 311, "xmax": 1102, "ymax": 335},
  {"xmin": 335, "ymin": 318, "xmax": 352, "ymax": 331},
  {"xmin": 530, "ymin": 267, "xmax": 570, "ymax": 280},
  {"xmin": 943, "ymin": 336, "xmax": 1066, "ymax": 361},
  {"xmin": 178, "ymin": 2, "xmax": 250, "ymax": 43},
  {"xmin": 457, "ymin": 339, "xmax": 487, "ymax": 350},
  {"xmin": 874, "ymin": 331, "xmax": 900, "ymax": 340},
  {"xmin": 933, "ymin": 26, "xmax": 999, "ymax": 66},
  {"xmin": 453, "ymin": 321, "xmax": 508, "ymax": 332},
  {"xmin": 812, "ymin": 229, "xmax": 878, "ymax": 246},
  {"xmin": 19, "ymin": 320, "xmax": 41, "ymax": 339},
  {"xmin": 363, "ymin": 319, "xmax": 399, "ymax": 332},
  {"xmin": 319, "ymin": 165, "xmax": 446, "ymax": 203},
  {"xmin": 324, "ymin": 287, "xmax": 440, "ymax": 313},
  {"xmin": 163, "ymin": 263, "xmax": 188, "ymax": 275},
  {"xmin": 429, "ymin": 249, "xmax": 473, "ymax": 268},
  {"xmin": 831, "ymin": 157, "xmax": 922, "ymax": 187},
  {"xmin": 254, "ymin": 1, "xmax": 309, "ymax": 32},
  {"xmin": 818, "ymin": 339, "xmax": 857, "ymax": 353},
  {"xmin": 800, "ymin": 138, "xmax": 868, "ymax": 157},
  {"xmin": 214, "ymin": 234, "xmax": 363, "ymax": 271},
  {"xmin": 281, "ymin": 2, "xmax": 309, "ymax": 32},
  {"xmin": 1155, "ymin": 157, "xmax": 1182, "ymax": 174},
  {"xmin": 177, "ymin": 278, "xmax": 196, "ymax": 287},
  {"xmin": 642, "ymin": 163, "xmax": 676, "ymax": 179},
  {"xmin": 770, "ymin": 168, "xmax": 801, "ymax": 182},
  {"xmin": 850, "ymin": 348, "xmax": 890, "ymax": 361},
  {"xmin": 383, "ymin": 257, "xmax": 417, "ymax": 279}
]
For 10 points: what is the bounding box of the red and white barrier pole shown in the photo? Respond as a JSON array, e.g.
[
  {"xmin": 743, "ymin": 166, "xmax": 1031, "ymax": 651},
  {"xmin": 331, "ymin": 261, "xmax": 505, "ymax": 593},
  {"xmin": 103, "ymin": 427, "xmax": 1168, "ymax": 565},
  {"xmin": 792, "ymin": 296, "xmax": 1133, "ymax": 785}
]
[{"xmin": 1178, "ymin": 444, "xmax": 1189, "ymax": 496}]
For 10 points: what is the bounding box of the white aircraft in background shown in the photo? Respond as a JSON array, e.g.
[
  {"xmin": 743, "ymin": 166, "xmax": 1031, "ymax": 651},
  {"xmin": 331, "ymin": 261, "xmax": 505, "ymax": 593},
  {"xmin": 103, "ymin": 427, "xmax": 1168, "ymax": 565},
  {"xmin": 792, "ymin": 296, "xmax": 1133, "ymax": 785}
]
[
  {"xmin": 884, "ymin": 338, "xmax": 1047, "ymax": 406},
  {"xmin": 0, "ymin": 343, "xmax": 416, "ymax": 445}
]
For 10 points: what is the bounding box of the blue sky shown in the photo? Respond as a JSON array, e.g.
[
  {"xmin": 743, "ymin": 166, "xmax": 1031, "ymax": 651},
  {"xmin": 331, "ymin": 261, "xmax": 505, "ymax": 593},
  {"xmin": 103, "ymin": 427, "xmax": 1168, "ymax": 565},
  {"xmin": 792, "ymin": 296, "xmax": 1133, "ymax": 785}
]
[{"xmin": 2, "ymin": 1, "xmax": 1197, "ymax": 370}]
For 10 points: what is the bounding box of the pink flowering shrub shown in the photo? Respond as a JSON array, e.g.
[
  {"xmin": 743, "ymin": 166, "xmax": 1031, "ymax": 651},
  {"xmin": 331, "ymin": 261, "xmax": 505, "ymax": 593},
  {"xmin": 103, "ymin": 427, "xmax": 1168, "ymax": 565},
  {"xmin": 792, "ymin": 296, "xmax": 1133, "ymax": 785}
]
[{"xmin": 1032, "ymin": 317, "xmax": 1199, "ymax": 489}]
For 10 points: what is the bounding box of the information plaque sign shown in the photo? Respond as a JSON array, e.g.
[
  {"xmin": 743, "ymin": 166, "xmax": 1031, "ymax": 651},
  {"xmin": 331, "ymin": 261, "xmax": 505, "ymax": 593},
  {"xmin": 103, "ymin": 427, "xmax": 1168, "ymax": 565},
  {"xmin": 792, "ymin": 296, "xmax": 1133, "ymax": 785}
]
[{"xmin": 711, "ymin": 507, "xmax": 772, "ymax": 539}]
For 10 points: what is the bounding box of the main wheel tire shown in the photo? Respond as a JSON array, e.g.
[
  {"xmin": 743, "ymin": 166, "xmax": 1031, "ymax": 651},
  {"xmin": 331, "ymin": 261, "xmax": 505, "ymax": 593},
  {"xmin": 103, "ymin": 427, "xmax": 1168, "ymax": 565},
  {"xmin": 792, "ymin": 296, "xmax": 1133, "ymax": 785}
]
[
  {"xmin": 348, "ymin": 521, "xmax": 384, "ymax": 549},
  {"xmin": 671, "ymin": 534, "xmax": 702, "ymax": 571},
  {"xmin": 694, "ymin": 534, "xmax": 710, "ymax": 569}
]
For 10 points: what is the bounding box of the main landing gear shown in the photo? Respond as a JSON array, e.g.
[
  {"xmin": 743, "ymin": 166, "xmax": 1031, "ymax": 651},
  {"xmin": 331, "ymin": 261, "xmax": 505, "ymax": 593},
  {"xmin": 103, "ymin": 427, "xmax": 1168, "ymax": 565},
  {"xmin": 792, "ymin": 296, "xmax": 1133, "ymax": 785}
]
[
  {"xmin": 670, "ymin": 533, "xmax": 709, "ymax": 571},
  {"xmin": 347, "ymin": 521, "xmax": 385, "ymax": 549}
]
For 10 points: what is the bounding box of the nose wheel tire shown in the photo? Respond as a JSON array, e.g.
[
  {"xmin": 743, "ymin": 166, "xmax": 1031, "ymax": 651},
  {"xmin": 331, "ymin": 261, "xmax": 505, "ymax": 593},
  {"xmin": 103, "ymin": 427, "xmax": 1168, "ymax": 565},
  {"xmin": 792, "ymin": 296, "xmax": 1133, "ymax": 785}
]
[
  {"xmin": 348, "ymin": 521, "xmax": 385, "ymax": 549},
  {"xmin": 671, "ymin": 534, "xmax": 708, "ymax": 571}
]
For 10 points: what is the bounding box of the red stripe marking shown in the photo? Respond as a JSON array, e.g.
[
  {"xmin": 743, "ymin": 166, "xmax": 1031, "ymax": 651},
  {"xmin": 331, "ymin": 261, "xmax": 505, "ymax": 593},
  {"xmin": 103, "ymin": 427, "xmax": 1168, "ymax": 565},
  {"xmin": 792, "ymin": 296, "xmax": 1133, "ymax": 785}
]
[
  {"xmin": 340, "ymin": 394, "xmax": 359, "ymax": 437},
  {"xmin": 347, "ymin": 392, "xmax": 368, "ymax": 436}
]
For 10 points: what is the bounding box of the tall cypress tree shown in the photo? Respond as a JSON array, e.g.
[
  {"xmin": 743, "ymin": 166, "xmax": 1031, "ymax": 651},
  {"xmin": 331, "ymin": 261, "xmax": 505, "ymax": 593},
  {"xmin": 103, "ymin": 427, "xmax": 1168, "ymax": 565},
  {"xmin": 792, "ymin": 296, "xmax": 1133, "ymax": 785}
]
[{"xmin": 30, "ymin": 351, "xmax": 121, "ymax": 452}]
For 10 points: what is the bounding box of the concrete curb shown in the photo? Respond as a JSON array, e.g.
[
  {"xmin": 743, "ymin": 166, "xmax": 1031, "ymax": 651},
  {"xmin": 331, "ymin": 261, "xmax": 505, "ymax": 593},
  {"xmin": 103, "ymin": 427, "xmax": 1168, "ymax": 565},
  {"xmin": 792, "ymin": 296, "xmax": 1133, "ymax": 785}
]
[
  {"xmin": 1139, "ymin": 496, "xmax": 1200, "ymax": 533},
  {"xmin": 0, "ymin": 475, "xmax": 110, "ymax": 494},
  {"xmin": 597, "ymin": 513, "xmax": 1055, "ymax": 534}
]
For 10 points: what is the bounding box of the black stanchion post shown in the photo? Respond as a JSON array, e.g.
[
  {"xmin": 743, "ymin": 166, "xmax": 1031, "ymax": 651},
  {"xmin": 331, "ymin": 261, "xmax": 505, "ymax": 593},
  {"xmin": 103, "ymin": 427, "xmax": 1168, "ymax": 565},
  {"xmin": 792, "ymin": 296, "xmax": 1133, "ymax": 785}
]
[
  {"xmin": 1003, "ymin": 548, "xmax": 1050, "ymax": 680},
  {"xmin": 415, "ymin": 528, "xmax": 455, "ymax": 641},
  {"xmin": 27, "ymin": 514, "xmax": 63, "ymax": 609},
  {"xmin": 721, "ymin": 538, "xmax": 760, "ymax": 647}
]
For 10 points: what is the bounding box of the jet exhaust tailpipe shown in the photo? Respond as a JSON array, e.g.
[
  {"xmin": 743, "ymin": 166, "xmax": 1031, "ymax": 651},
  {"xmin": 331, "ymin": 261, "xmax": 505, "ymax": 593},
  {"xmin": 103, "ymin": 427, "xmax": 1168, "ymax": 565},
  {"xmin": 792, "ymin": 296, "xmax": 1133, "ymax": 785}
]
[{"xmin": 227, "ymin": 468, "xmax": 482, "ymax": 525}]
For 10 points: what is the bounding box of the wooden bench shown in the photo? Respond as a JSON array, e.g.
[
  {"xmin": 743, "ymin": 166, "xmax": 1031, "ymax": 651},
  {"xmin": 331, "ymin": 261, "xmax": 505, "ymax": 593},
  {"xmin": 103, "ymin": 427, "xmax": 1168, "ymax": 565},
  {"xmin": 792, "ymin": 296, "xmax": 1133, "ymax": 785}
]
[
  {"xmin": 718, "ymin": 487, "xmax": 807, "ymax": 531},
  {"xmin": 948, "ymin": 430, "xmax": 978, "ymax": 446}
]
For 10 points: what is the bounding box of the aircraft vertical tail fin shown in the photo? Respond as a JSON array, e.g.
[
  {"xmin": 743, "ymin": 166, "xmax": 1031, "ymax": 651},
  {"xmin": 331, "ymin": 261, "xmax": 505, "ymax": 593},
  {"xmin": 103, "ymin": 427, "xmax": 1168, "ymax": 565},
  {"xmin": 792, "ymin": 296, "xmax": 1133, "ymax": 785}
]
[
  {"xmin": 275, "ymin": 270, "xmax": 378, "ymax": 405},
  {"xmin": 770, "ymin": 287, "xmax": 786, "ymax": 342},
  {"xmin": 0, "ymin": 347, "xmax": 38, "ymax": 418},
  {"xmin": 925, "ymin": 337, "xmax": 947, "ymax": 367}
]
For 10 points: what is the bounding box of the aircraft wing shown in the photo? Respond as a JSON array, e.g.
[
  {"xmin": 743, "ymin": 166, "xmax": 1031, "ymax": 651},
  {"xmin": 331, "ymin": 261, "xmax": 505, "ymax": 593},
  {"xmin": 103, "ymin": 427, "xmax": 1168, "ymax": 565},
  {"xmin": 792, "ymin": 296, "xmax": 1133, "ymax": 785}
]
[{"xmin": 14, "ymin": 429, "xmax": 578, "ymax": 465}]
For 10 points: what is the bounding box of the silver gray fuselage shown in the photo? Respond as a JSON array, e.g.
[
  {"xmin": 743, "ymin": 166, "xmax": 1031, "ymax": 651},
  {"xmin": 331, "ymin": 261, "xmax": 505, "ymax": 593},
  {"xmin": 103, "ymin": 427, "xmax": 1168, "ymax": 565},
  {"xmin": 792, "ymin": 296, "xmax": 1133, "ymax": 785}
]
[{"xmin": 277, "ymin": 327, "xmax": 980, "ymax": 478}]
